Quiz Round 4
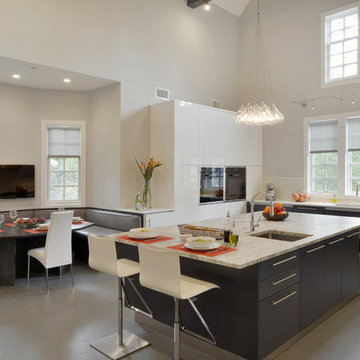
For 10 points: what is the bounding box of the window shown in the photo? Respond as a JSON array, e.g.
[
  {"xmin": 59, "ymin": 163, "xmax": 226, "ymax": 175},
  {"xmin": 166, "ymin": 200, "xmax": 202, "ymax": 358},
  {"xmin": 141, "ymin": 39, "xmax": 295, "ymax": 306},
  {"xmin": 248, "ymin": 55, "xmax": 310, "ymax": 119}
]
[
  {"xmin": 347, "ymin": 118, "xmax": 360, "ymax": 194},
  {"xmin": 322, "ymin": 4, "xmax": 360, "ymax": 87},
  {"xmin": 309, "ymin": 121, "xmax": 338, "ymax": 193},
  {"xmin": 41, "ymin": 121, "xmax": 86, "ymax": 206},
  {"xmin": 305, "ymin": 112, "xmax": 360, "ymax": 198}
]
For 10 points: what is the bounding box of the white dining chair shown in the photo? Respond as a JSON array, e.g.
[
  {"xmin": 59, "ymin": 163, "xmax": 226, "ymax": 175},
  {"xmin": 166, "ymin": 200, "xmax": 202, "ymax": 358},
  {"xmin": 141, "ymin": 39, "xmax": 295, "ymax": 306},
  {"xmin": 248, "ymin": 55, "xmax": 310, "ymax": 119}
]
[
  {"xmin": 27, "ymin": 210, "xmax": 74, "ymax": 294},
  {"xmin": 87, "ymin": 234, "xmax": 152, "ymax": 359},
  {"xmin": 138, "ymin": 244, "xmax": 219, "ymax": 360}
]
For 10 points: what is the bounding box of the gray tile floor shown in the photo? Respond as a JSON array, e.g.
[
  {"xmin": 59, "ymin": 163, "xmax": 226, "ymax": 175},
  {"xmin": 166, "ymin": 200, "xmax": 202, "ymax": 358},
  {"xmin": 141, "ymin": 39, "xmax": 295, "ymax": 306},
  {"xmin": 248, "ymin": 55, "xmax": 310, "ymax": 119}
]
[{"xmin": 0, "ymin": 264, "xmax": 360, "ymax": 360}]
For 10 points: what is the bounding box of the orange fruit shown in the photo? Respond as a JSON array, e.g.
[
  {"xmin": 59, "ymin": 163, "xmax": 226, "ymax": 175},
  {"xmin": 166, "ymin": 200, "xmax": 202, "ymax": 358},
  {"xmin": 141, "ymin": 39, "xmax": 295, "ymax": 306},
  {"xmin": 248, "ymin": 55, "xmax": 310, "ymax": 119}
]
[
  {"xmin": 275, "ymin": 202, "xmax": 282, "ymax": 207},
  {"xmin": 264, "ymin": 206, "xmax": 270, "ymax": 214}
]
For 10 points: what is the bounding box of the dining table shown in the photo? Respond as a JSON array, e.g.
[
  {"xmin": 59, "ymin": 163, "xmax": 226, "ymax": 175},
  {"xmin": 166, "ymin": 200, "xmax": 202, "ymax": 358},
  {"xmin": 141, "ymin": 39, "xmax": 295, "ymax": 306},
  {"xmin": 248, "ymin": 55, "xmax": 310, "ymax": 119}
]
[{"xmin": 0, "ymin": 220, "xmax": 93, "ymax": 285}]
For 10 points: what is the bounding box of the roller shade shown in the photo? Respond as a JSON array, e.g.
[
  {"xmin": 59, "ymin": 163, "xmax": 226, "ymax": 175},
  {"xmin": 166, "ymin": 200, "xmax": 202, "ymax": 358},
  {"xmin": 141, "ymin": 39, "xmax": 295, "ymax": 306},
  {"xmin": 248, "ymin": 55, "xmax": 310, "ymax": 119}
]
[
  {"xmin": 309, "ymin": 121, "xmax": 338, "ymax": 153},
  {"xmin": 47, "ymin": 126, "xmax": 81, "ymax": 156},
  {"xmin": 347, "ymin": 118, "xmax": 360, "ymax": 151}
]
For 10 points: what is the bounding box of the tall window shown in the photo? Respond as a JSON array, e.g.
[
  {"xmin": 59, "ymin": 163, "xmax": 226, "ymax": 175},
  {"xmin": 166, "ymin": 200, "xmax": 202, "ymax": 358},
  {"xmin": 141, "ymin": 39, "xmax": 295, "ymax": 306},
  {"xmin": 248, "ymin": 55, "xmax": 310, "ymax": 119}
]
[
  {"xmin": 323, "ymin": 4, "xmax": 359, "ymax": 86},
  {"xmin": 309, "ymin": 121, "xmax": 338, "ymax": 192},
  {"xmin": 347, "ymin": 118, "xmax": 360, "ymax": 194},
  {"xmin": 42, "ymin": 121, "xmax": 86, "ymax": 206}
]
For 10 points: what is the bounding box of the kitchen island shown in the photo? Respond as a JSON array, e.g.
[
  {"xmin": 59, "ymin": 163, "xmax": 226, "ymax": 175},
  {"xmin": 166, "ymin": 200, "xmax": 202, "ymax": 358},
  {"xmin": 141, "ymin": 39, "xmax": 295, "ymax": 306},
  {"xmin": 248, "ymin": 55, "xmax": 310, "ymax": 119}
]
[{"xmin": 110, "ymin": 212, "xmax": 360, "ymax": 360}]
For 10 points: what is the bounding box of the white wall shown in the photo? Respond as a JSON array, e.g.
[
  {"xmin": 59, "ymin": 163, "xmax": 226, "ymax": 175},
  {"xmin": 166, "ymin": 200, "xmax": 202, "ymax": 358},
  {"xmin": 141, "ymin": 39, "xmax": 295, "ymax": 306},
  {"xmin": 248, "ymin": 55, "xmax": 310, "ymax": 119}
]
[
  {"xmin": 0, "ymin": 0, "xmax": 243, "ymax": 208},
  {"xmin": 238, "ymin": 0, "xmax": 360, "ymax": 200},
  {"xmin": 87, "ymin": 83, "xmax": 121, "ymax": 209},
  {"xmin": 0, "ymin": 83, "xmax": 90, "ymax": 210}
]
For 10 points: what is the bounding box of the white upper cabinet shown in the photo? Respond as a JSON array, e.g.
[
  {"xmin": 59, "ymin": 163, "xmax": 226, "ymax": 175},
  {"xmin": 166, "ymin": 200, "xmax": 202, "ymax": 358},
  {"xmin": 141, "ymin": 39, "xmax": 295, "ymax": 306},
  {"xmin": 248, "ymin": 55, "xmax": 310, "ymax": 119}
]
[
  {"xmin": 198, "ymin": 107, "xmax": 262, "ymax": 166},
  {"xmin": 174, "ymin": 102, "xmax": 200, "ymax": 165}
]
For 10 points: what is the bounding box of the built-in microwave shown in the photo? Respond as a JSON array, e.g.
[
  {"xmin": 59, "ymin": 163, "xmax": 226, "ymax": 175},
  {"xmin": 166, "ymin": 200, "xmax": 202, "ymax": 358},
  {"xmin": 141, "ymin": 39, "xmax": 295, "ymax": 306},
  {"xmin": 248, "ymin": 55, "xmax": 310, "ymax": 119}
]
[{"xmin": 199, "ymin": 166, "xmax": 246, "ymax": 204}]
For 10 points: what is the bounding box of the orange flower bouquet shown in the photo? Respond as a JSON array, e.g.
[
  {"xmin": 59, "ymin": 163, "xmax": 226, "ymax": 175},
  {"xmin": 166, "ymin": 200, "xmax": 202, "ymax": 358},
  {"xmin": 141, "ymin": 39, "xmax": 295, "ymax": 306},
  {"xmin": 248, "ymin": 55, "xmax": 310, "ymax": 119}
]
[{"xmin": 136, "ymin": 158, "xmax": 163, "ymax": 209}]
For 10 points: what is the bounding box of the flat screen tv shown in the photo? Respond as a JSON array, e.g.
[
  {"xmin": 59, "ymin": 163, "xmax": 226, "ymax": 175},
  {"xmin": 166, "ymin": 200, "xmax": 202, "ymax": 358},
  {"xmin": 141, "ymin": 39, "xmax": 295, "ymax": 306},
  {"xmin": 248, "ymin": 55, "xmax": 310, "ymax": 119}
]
[{"xmin": 0, "ymin": 165, "xmax": 35, "ymax": 199}]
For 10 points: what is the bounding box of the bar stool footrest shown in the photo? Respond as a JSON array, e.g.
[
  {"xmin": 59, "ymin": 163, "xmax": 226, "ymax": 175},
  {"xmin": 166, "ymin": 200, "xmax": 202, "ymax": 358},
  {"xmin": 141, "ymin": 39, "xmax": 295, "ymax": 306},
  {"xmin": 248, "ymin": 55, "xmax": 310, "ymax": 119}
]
[{"xmin": 90, "ymin": 330, "xmax": 150, "ymax": 360}]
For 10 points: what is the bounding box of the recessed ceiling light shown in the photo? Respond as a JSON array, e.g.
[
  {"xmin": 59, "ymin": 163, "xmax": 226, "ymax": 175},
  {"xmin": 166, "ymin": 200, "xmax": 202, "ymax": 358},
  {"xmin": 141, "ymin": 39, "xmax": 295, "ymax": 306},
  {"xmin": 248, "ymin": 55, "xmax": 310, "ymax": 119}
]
[
  {"xmin": 204, "ymin": 1, "xmax": 211, "ymax": 10},
  {"xmin": 63, "ymin": 78, "xmax": 71, "ymax": 83},
  {"xmin": 12, "ymin": 74, "xmax": 21, "ymax": 79}
]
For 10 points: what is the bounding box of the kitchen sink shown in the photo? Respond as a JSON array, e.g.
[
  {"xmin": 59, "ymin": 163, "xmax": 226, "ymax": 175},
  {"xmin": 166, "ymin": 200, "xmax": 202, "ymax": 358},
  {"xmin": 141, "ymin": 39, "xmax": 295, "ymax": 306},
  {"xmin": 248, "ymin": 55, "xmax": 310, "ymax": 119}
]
[{"xmin": 250, "ymin": 230, "xmax": 312, "ymax": 242}]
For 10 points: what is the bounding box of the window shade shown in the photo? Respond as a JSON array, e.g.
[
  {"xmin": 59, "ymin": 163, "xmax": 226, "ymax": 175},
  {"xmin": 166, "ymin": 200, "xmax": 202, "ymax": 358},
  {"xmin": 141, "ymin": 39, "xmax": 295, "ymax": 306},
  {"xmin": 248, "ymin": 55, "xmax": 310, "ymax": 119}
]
[
  {"xmin": 47, "ymin": 127, "xmax": 81, "ymax": 156},
  {"xmin": 309, "ymin": 121, "xmax": 338, "ymax": 153},
  {"xmin": 347, "ymin": 118, "xmax": 360, "ymax": 151}
]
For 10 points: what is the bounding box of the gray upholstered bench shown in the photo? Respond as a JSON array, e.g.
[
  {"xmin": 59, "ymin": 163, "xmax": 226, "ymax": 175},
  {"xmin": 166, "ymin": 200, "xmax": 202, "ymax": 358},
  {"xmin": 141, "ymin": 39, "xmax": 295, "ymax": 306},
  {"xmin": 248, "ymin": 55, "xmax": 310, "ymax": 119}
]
[{"xmin": 72, "ymin": 209, "xmax": 142, "ymax": 261}]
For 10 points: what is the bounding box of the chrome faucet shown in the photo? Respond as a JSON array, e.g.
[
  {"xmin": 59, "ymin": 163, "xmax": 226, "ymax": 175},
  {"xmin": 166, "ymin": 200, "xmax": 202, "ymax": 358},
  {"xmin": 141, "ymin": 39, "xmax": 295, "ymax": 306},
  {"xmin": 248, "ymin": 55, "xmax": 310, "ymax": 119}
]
[{"xmin": 250, "ymin": 191, "xmax": 274, "ymax": 232}]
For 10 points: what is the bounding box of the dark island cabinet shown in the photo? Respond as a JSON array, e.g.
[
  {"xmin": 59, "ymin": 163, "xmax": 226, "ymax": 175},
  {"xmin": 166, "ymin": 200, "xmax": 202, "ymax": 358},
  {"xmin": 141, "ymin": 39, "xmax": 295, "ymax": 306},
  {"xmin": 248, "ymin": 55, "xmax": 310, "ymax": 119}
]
[
  {"xmin": 259, "ymin": 283, "xmax": 299, "ymax": 359},
  {"xmin": 301, "ymin": 230, "xmax": 360, "ymax": 331},
  {"xmin": 324, "ymin": 236, "xmax": 343, "ymax": 313},
  {"xmin": 342, "ymin": 230, "xmax": 359, "ymax": 300},
  {"xmin": 300, "ymin": 242, "xmax": 326, "ymax": 330}
]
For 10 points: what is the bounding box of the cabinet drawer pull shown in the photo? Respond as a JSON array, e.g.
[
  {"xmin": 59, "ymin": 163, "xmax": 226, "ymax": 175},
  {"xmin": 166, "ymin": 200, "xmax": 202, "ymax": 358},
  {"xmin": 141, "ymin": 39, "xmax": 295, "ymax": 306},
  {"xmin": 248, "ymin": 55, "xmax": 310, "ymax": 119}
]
[
  {"xmin": 272, "ymin": 273, "xmax": 297, "ymax": 286},
  {"xmin": 329, "ymin": 238, "xmax": 344, "ymax": 245},
  {"xmin": 347, "ymin": 232, "xmax": 360, "ymax": 238},
  {"xmin": 272, "ymin": 291, "xmax": 297, "ymax": 306},
  {"xmin": 306, "ymin": 245, "xmax": 325, "ymax": 254},
  {"xmin": 272, "ymin": 255, "xmax": 297, "ymax": 267}
]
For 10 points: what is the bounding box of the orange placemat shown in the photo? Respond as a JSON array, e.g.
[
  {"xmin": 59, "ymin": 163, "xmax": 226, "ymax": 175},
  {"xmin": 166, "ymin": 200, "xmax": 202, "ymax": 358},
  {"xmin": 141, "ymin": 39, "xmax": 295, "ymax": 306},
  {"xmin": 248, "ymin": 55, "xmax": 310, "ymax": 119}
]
[
  {"xmin": 117, "ymin": 235, "xmax": 173, "ymax": 244},
  {"xmin": 168, "ymin": 244, "xmax": 237, "ymax": 257},
  {"xmin": 5, "ymin": 223, "xmax": 16, "ymax": 227},
  {"xmin": 72, "ymin": 221, "xmax": 84, "ymax": 225},
  {"xmin": 24, "ymin": 229, "xmax": 47, "ymax": 234}
]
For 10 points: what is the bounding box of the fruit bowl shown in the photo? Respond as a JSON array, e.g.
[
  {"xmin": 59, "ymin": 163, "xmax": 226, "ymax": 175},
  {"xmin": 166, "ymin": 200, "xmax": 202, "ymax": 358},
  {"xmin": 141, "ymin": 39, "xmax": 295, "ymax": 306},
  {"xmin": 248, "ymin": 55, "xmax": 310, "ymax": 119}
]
[{"xmin": 262, "ymin": 212, "xmax": 289, "ymax": 221}]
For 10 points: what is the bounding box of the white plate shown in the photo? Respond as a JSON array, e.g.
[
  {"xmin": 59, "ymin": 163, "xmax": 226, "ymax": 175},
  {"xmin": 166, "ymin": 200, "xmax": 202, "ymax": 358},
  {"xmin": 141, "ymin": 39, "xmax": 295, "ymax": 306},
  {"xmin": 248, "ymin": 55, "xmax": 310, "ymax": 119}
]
[
  {"xmin": 128, "ymin": 228, "xmax": 158, "ymax": 239},
  {"xmin": 184, "ymin": 242, "xmax": 220, "ymax": 252},
  {"xmin": 127, "ymin": 232, "xmax": 158, "ymax": 240}
]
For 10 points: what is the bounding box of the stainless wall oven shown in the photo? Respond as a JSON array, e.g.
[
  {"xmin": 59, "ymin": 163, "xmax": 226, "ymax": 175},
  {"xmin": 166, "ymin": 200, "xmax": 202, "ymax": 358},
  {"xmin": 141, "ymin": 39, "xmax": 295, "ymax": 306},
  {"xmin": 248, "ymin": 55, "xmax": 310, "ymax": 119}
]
[
  {"xmin": 199, "ymin": 166, "xmax": 246, "ymax": 204},
  {"xmin": 225, "ymin": 167, "xmax": 246, "ymax": 201}
]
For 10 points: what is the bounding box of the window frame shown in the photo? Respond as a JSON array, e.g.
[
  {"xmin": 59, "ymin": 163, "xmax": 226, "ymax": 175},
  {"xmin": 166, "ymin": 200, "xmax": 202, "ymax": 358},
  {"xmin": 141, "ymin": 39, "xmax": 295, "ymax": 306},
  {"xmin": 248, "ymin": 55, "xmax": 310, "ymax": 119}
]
[
  {"xmin": 321, "ymin": 2, "xmax": 360, "ymax": 88},
  {"xmin": 41, "ymin": 120, "xmax": 86, "ymax": 207},
  {"xmin": 303, "ymin": 111, "xmax": 360, "ymax": 199}
]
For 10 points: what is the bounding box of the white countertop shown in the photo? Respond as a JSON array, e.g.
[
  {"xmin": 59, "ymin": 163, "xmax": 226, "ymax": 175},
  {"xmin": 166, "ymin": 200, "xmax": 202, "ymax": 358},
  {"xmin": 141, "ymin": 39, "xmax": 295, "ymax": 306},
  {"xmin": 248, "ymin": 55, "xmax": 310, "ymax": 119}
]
[
  {"xmin": 108, "ymin": 212, "xmax": 360, "ymax": 271},
  {"xmin": 253, "ymin": 199, "xmax": 360, "ymax": 210}
]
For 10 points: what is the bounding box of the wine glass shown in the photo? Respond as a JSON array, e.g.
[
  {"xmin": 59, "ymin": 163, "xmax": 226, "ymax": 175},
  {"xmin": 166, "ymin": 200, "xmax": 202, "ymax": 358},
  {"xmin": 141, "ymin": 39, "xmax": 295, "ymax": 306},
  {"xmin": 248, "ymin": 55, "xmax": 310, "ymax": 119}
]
[
  {"xmin": 0, "ymin": 214, "xmax": 4, "ymax": 227},
  {"xmin": 9, "ymin": 210, "xmax": 18, "ymax": 223}
]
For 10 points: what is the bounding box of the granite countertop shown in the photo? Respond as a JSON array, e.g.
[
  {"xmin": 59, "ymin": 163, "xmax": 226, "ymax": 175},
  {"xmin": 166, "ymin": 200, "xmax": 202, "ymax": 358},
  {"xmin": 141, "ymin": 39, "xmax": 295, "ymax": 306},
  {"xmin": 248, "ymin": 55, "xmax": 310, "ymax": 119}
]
[{"xmin": 108, "ymin": 212, "xmax": 360, "ymax": 271}]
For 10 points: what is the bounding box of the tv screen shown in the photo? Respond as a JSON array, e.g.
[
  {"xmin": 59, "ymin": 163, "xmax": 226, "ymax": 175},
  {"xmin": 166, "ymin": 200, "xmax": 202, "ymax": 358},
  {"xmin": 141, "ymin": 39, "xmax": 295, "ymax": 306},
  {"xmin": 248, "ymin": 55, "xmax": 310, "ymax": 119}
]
[{"xmin": 0, "ymin": 165, "xmax": 35, "ymax": 199}]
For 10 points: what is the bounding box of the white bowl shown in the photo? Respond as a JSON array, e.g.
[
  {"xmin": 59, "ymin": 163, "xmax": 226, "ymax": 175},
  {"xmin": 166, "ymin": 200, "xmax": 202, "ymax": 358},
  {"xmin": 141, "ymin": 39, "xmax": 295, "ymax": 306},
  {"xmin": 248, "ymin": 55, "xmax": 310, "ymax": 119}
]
[{"xmin": 186, "ymin": 236, "xmax": 216, "ymax": 249}]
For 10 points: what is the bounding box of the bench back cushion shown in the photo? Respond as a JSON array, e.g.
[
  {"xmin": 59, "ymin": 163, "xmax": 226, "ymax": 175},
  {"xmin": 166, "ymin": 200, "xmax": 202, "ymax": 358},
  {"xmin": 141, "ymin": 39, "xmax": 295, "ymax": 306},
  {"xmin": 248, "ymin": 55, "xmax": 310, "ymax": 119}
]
[{"xmin": 86, "ymin": 209, "xmax": 141, "ymax": 231}]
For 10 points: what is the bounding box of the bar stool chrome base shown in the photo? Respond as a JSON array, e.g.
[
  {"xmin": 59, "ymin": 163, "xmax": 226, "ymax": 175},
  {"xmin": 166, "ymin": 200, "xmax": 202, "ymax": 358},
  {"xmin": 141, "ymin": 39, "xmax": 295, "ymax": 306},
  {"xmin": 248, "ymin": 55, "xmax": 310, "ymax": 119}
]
[{"xmin": 90, "ymin": 330, "xmax": 150, "ymax": 360}]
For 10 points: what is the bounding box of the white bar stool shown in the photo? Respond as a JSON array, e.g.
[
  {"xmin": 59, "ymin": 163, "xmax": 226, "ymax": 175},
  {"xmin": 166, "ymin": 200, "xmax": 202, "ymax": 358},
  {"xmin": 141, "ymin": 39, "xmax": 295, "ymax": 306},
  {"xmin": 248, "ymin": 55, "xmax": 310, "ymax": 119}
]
[
  {"xmin": 88, "ymin": 234, "xmax": 152, "ymax": 359},
  {"xmin": 138, "ymin": 244, "xmax": 219, "ymax": 360}
]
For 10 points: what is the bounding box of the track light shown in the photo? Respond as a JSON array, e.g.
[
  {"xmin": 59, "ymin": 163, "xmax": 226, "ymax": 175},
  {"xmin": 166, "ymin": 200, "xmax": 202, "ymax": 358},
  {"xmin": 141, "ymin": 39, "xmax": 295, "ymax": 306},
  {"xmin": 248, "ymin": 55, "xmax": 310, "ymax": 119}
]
[{"xmin": 187, "ymin": 0, "xmax": 212, "ymax": 9}]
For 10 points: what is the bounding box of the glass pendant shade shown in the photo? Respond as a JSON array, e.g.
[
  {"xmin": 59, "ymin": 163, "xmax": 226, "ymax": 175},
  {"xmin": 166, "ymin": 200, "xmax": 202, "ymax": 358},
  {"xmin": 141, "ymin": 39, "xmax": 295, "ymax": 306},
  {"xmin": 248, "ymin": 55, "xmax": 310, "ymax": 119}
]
[{"xmin": 235, "ymin": 0, "xmax": 284, "ymax": 126}]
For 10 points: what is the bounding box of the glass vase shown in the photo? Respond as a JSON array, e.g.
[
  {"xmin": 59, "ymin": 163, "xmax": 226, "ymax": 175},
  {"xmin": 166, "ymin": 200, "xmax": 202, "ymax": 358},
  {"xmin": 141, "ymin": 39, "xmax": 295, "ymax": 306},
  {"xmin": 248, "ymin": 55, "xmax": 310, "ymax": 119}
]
[{"xmin": 142, "ymin": 179, "xmax": 151, "ymax": 210}]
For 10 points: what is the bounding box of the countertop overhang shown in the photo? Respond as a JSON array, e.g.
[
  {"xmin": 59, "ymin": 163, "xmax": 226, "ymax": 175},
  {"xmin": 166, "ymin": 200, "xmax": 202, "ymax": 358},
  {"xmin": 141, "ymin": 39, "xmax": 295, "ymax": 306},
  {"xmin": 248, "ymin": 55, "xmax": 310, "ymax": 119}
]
[{"xmin": 108, "ymin": 212, "xmax": 360, "ymax": 270}]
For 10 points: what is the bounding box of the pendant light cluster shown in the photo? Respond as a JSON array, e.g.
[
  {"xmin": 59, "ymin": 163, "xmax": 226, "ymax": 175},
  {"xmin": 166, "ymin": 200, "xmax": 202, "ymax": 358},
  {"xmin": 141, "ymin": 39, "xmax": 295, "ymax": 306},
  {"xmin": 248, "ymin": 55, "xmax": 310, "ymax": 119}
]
[{"xmin": 235, "ymin": 0, "xmax": 284, "ymax": 126}]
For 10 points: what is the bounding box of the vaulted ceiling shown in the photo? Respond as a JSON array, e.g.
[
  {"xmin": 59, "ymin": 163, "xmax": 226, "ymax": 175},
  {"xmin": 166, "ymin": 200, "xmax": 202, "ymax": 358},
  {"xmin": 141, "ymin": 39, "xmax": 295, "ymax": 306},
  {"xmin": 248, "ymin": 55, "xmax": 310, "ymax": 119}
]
[{"xmin": 212, "ymin": 0, "xmax": 250, "ymax": 17}]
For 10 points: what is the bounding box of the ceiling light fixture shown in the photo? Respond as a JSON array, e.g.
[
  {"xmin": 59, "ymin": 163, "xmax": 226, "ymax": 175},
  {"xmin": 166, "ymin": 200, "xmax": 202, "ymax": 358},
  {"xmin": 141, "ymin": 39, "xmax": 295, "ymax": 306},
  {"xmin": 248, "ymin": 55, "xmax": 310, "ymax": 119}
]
[
  {"xmin": 12, "ymin": 74, "xmax": 21, "ymax": 79},
  {"xmin": 187, "ymin": 0, "xmax": 212, "ymax": 9},
  {"xmin": 234, "ymin": 0, "xmax": 284, "ymax": 126},
  {"xmin": 63, "ymin": 78, "xmax": 71, "ymax": 83}
]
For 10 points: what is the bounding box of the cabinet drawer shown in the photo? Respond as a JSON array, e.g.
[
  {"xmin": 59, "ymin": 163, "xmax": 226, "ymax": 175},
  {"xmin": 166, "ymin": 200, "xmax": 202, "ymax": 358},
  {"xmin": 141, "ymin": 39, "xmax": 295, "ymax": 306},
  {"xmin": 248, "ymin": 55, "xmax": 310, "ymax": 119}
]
[
  {"xmin": 259, "ymin": 283, "xmax": 300, "ymax": 358},
  {"xmin": 293, "ymin": 205, "xmax": 324, "ymax": 214},
  {"xmin": 259, "ymin": 251, "xmax": 299, "ymax": 281},
  {"xmin": 259, "ymin": 266, "xmax": 299, "ymax": 301}
]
